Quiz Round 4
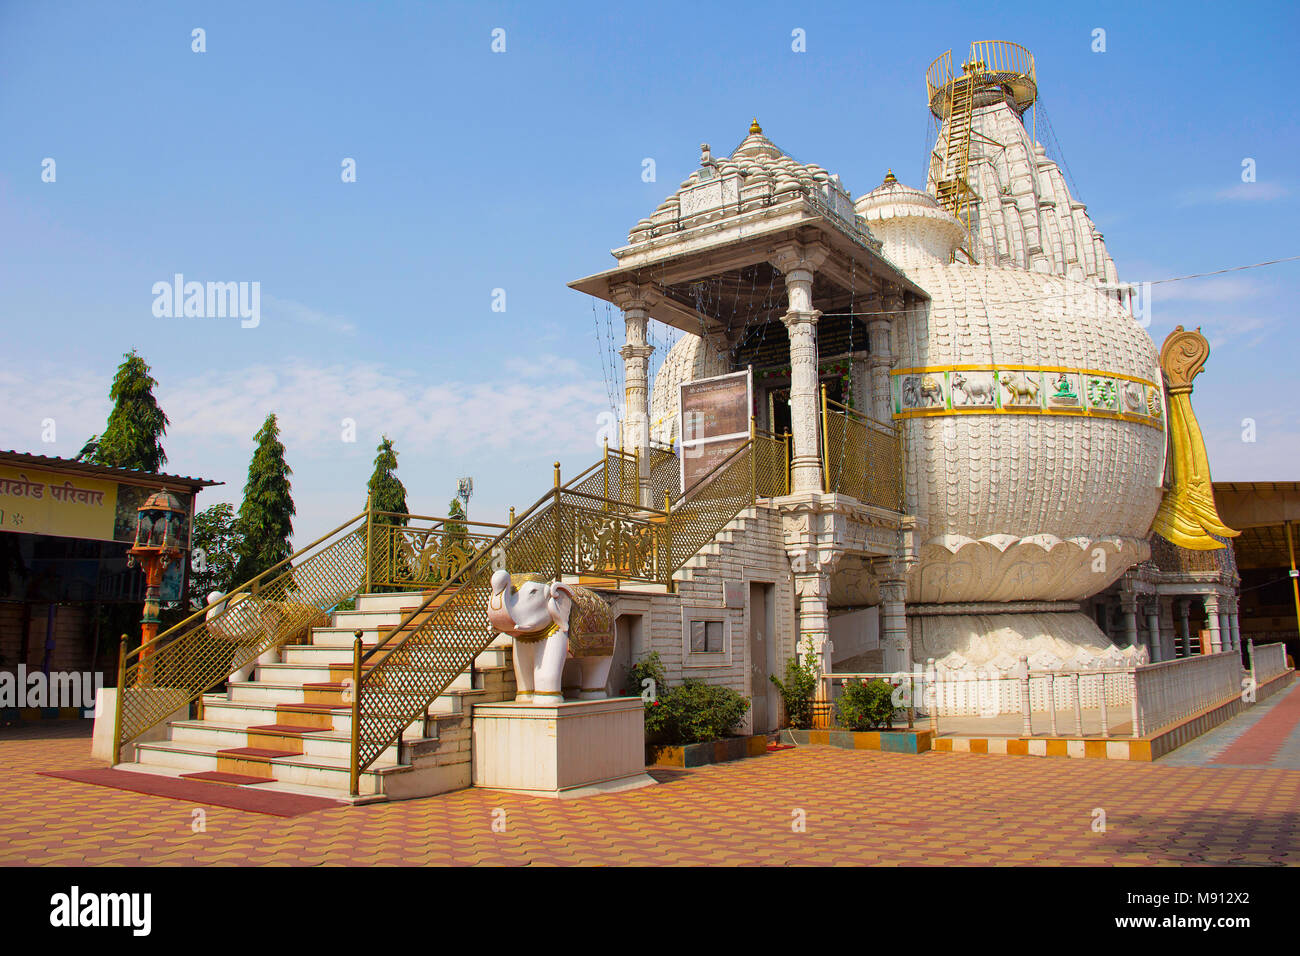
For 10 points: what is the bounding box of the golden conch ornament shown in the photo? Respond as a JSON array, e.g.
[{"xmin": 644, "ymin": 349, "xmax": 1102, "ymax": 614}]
[{"xmin": 1150, "ymin": 325, "xmax": 1238, "ymax": 550}]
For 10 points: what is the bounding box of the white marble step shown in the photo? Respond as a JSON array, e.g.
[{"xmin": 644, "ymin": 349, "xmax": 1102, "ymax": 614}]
[
  {"xmin": 129, "ymin": 740, "xmax": 399, "ymax": 795},
  {"xmin": 166, "ymin": 718, "xmax": 402, "ymax": 766},
  {"xmin": 355, "ymin": 592, "xmax": 438, "ymax": 613},
  {"xmin": 167, "ymin": 718, "xmax": 402, "ymax": 766}
]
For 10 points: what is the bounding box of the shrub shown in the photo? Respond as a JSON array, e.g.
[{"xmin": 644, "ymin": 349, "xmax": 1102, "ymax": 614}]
[
  {"xmin": 835, "ymin": 679, "xmax": 898, "ymax": 730},
  {"xmin": 625, "ymin": 653, "xmax": 750, "ymax": 745},
  {"xmin": 652, "ymin": 680, "xmax": 750, "ymax": 745},
  {"xmin": 623, "ymin": 651, "xmax": 668, "ymax": 700},
  {"xmin": 770, "ymin": 646, "xmax": 821, "ymax": 729}
]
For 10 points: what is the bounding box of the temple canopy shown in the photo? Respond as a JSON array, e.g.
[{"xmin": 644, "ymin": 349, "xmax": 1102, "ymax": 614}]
[{"xmin": 569, "ymin": 120, "xmax": 925, "ymax": 337}]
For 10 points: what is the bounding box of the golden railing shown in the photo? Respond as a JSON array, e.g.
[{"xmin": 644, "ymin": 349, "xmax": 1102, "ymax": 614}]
[
  {"xmin": 926, "ymin": 40, "xmax": 1037, "ymax": 118},
  {"xmin": 369, "ymin": 513, "xmax": 506, "ymax": 590},
  {"xmin": 821, "ymin": 390, "xmax": 904, "ymax": 512}
]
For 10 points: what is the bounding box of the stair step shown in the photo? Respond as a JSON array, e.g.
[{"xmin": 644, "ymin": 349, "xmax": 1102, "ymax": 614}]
[
  {"xmin": 247, "ymin": 723, "xmax": 331, "ymax": 735},
  {"xmin": 217, "ymin": 747, "xmax": 299, "ymax": 760},
  {"xmin": 181, "ymin": 770, "xmax": 274, "ymax": 786}
]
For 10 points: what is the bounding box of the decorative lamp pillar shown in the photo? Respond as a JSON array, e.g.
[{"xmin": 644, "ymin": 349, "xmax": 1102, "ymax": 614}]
[
  {"xmin": 772, "ymin": 242, "xmax": 828, "ymax": 494},
  {"xmin": 126, "ymin": 491, "xmax": 187, "ymax": 684},
  {"xmin": 612, "ymin": 284, "xmax": 655, "ymax": 506}
]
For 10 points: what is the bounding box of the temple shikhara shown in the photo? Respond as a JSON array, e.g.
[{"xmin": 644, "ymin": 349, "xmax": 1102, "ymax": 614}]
[{"xmin": 83, "ymin": 41, "xmax": 1293, "ymax": 800}]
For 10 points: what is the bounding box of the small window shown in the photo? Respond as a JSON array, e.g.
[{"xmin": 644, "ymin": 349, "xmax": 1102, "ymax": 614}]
[{"xmin": 690, "ymin": 620, "xmax": 724, "ymax": 653}]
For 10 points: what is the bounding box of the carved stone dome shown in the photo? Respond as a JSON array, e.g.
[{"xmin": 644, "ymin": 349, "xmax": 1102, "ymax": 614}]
[{"xmin": 853, "ymin": 172, "xmax": 965, "ymax": 270}]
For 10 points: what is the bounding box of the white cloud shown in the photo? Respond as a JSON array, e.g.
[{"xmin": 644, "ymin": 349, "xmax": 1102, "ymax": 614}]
[
  {"xmin": 262, "ymin": 295, "xmax": 357, "ymax": 335},
  {"xmin": 1214, "ymin": 182, "xmax": 1290, "ymax": 202},
  {"xmin": 1176, "ymin": 181, "xmax": 1290, "ymax": 206}
]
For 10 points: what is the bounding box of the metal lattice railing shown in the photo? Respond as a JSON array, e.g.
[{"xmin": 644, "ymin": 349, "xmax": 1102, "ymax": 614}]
[
  {"xmin": 821, "ymin": 393, "xmax": 904, "ymax": 512},
  {"xmin": 647, "ymin": 446, "xmax": 681, "ymax": 504},
  {"xmin": 115, "ymin": 511, "xmax": 372, "ymax": 760},
  {"xmin": 370, "ymin": 513, "xmax": 504, "ymax": 589}
]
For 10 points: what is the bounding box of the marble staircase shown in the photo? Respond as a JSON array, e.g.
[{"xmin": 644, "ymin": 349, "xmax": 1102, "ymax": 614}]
[{"xmin": 115, "ymin": 591, "xmax": 515, "ymax": 803}]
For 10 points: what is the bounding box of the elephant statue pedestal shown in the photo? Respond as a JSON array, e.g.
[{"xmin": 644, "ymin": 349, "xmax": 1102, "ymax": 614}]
[
  {"xmin": 475, "ymin": 571, "xmax": 654, "ymax": 797},
  {"xmin": 470, "ymin": 697, "xmax": 655, "ymax": 798}
]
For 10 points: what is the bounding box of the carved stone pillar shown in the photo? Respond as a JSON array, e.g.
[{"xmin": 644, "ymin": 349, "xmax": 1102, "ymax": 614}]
[
  {"xmin": 1121, "ymin": 595, "xmax": 1138, "ymax": 651},
  {"xmin": 1204, "ymin": 593, "xmax": 1222, "ymax": 653},
  {"xmin": 773, "ymin": 243, "xmax": 828, "ymax": 494},
  {"xmin": 865, "ymin": 290, "xmax": 896, "ymax": 424},
  {"xmin": 1145, "ymin": 605, "xmax": 1162, "ymax": 663},
  {"xmin": 1219, "ymin": 606, "xmax": 1234, "ymax": 651},
  {"xmin": 612, "ymin": 285, "xmax": 655, "ymax": 505},
  {"xmin": 793, "ymin": 571, "xmax": 833, "ymax": 696},
  {"xmin": 879, "ymin": 579, "xmax": 909, "ymax": 673},
  {"xmin": 1229, "ymin": 601, "xmax": 1241, "ymax": 651},
  {"xmin": 1177, "ymin": 599, "xmax": 1192, "ymax": 657}
]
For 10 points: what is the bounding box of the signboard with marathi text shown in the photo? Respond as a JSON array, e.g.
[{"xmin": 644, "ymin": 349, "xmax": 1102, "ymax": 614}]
[
  {"xmin": 0, "ymin": 464, "xmax": 193, "ymax": 550},
  {"xmin": 680, "ymin": 369, "xmax": 752, "ymax": 493},
  {"xmin": 0, "ymin": 465, "xmax": 118, "ymax": 542}
]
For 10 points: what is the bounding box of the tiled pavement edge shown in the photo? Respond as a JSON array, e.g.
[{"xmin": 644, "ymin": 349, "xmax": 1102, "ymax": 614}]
[
  {"xmin": 1162, "ymin": 683, "xmax": 1300, "ymax": 769},
  {"xmin": 1, "ymin": 722, "xmax": 1297, "ymax": 866}
]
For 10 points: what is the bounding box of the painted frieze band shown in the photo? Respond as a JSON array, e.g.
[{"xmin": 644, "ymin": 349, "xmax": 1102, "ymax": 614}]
[{"xmin": 891, "ymin": 365, "xmax": 1164, "ymax": 429}]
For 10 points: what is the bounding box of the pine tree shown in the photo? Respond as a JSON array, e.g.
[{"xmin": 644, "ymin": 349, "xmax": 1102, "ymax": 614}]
[
  {"xmin": 80, "ymin": 350, "xmax": 170, "ymax": 471},
  {"xmin": 365, "ymin": 436, "xmax": 408, "ymax": 591},
  {"xmin": 233, "ymin": 413, "xmax": 295, "ymax": 584},
  {"xmin": 366, "ymin": 436, "xmax": 408, "ymax": 521}
]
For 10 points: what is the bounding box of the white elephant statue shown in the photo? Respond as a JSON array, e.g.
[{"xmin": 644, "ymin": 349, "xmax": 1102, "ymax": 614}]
[{"xmin": 487, "ymin": 570, "xmax": 616, "ymax": 703}]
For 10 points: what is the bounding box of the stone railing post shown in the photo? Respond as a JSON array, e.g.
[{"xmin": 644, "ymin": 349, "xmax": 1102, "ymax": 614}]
[
  {"xmin": 1046, "ymin": 672, "xmax": 1058, "ymax": 736},
  {"xmin": 1071, "ymin": 672, "xmax": 1083, "ymax": 736},
  {"xmin": 927, "ymin": 658, "xmax": 938, "ymax": 736},
  {"xmin": 1130, "ymin": 667, "xmax": 1142, "ymax": 738},
  {"xmin": 1098, "ymin": 672, "xmax": 1110, "ymax": 738},
  {"xmin": 1019, "ymin": 655, "xmax": 1032, "ymax": 737}
]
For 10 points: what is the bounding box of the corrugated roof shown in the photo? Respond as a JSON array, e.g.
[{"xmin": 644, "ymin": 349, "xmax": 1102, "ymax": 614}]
[
  {"xmin": 0, "ymin": 450, "xmax": 222, "ymax": 489},
  {"xmin": 1213, "ymin": 481, "xmax": 1300, "ymax": 494}
]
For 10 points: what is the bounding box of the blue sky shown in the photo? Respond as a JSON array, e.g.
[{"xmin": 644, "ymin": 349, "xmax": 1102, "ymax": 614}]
[{"xmin": 1, "ymin": 0, "xmax": 1296, "ymax": 544}]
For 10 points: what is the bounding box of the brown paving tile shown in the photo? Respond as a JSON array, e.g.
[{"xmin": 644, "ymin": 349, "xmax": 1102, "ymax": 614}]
[{"xmin": 4, "ymin": 727, "xmax": 1300, "ymax": 865}]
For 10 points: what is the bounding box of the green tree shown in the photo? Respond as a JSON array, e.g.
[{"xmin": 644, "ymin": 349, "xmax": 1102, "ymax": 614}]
[
  {"xmin": 233, "ymin": 413, "xmax": 295, "ymax": 584},
  {"xmin": 189, "ymin": 503, "xmax": 242, "ymax": 608},
  {"xmin": 365, "ymin": 436, "xmax": 408, "ymax": 590},
  {"xmin": 79, "ymin": 350, "xmax": 170, "ymax": 472},
  {"xmin": 366, "ymin": 436, "xmax": 408, "ymax": 519}
]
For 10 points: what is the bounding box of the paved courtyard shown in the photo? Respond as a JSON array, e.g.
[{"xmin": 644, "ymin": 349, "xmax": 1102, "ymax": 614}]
[{"xmin": 3, "ymin": 688, "xmax": 1299, "ymax": 867}]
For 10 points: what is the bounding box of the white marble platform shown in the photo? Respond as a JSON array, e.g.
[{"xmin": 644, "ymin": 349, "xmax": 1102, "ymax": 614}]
[{"xmin": 471, "ymin": 697, "xmax": 655, "ymax": 799}]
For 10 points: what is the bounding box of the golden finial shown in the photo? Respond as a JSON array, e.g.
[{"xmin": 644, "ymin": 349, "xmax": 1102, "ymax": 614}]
[
  {"xmin": 883, "ymin": 169, "xmax": 897, "ymax": 184},
  {"xmin": 749, "ymin": 117, "xmax": 762, "ymax": 135}
]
